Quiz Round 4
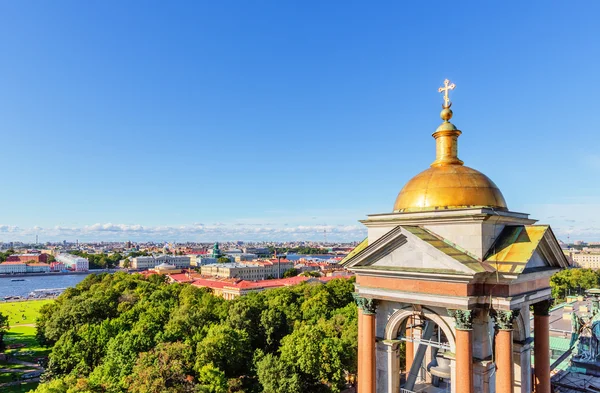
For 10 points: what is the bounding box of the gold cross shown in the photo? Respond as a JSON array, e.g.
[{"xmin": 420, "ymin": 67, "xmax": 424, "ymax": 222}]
[{"xmin": 438, "ymin": 79, "xmax": 456, "ymax": 108}]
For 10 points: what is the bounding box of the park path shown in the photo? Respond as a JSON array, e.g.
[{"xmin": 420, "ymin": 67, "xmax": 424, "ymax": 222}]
[
  {"xmin": 0, "ymin": 367, "xmax": 37, "ymax": 372},
  {"xmin": 5, "ymin": 358, "xmax": 40, "ymax": 368},
  {"xmin": 0, "ymin": 377, "xmax": 41, "ymax": 388},
  {"xmin": 0, "ymin": 350, "xmax": 45, "ymax": 388}
]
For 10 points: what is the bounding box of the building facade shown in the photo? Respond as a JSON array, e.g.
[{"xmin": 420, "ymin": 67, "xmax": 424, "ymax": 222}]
[
  {"xmin": 26, "ymin": 263, "xmax": 51, "ymax": 273},
  {"xmin": 0, "ymin": 261, "xmax": 27, "ymax": 274},
  {"xmin": 56, "ymin": 254, "xmax": 90, "ymax": 271},
  {"xmin": 131, "ymin": 255, "xmax": 191, "ymax": 269},
  {"xmin": 569, "ymin": 252, "xmax": 600, "ymax": 269},
  {"xmin": 201, "ymin": 260, "xmax": 294, "ymax": 280},
  {"xmin": 0, "ymin": 261, "xmax": 50, "ymax": 274},
  {"xmin": 6, "ymin": 253, "xmax": 49, "ymax": 263},
  {"xmin": 343, "ymin": 82, "xmax": 569, "ymax": 393}
]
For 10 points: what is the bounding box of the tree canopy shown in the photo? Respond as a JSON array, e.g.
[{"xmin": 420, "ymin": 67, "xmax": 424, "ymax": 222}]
[
  {"xmin": 0, "ymin": 312, "xmax": 9, "ymax": 347},
  {"xmin": 68, "ymin": 251, "xmax": 123, "ymax": 269},
  {"xmin": 34, "ymin": 272, "xmax": 357, "ymax": 393},
  {"xmin": 550, "ymin": 268, "xmax": 599, "ymax": 301}
]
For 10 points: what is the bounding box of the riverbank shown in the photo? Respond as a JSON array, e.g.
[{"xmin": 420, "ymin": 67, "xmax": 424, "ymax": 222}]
[{"xmin": 0, "ymin": 269, "xmax": 120, "ymax": 279}]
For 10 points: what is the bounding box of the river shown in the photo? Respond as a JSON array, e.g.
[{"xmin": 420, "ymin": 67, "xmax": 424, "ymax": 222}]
[
  {"xmin": 0, "ymin": 274, "xmax": 92, "ymax": 298},
  {"xmin": 0, "ymin": 255, "xmax": 340, "ymax": 298}
]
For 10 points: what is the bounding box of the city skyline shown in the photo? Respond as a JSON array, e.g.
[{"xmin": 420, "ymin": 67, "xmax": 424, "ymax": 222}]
[{"xmin": 1, "ymin": 2, "xmax": 599, "ymax": 242}]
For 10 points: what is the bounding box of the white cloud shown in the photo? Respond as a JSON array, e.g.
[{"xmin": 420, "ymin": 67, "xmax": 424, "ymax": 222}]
[
  {"xmin": 0, "ymin": 222, "xmax": 367, "ymax": 242},
  {"xmin": 525, "ymin": 203, "xmax": 600, "ymax": 242}
]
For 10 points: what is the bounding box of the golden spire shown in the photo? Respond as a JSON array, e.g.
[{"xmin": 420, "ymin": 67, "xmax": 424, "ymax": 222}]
[
  {"xmin": 438, "ymin": 79, "xmax": 455, "ymax": 109},
  {"xmin": 431, "ymin": 79, "xmax": 463, "ymax": 167}
]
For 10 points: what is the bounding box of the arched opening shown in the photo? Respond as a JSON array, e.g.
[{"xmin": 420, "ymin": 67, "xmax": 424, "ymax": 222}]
[
  {"xmin": 511, "ymin": 309, "xmax": 532, "ymax": 393},
  {"xmin": 385, "ymin": 308, "xmax": 456, "ymax": 393}
]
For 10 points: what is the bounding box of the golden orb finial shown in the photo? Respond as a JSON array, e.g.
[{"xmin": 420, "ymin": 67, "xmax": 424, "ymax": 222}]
[
  {"xmin": 440, "ymin": 107, "xmax": 453, "ymax": 121},
  {"xmin": 438, "ymin": 79, "xmax": 455, "ymax": 109}
]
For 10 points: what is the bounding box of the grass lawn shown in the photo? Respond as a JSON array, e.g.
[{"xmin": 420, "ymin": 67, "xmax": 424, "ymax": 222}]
[
  {"xmin": 0, "ymin": 300, "xmax": 50, "ymax": 392},
  {"xmin": 3, "ymin": 326, "xmax": 50, "ymax": 362},
  {"xmin": 0, "ymin": 371, "xmax": 24, "ymax": 383},
  {"xmin": 1, "ymin": 381, "xmax": 38, "ymax": 392},
  {"xmin": 0, "ymin": 300, "xmax": 53, "ymax": 326}
]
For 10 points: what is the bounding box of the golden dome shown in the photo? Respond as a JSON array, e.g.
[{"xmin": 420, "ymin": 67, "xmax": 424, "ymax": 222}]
[
  {"xmin": 393, "ymin": 165, "xmax": 507, "ymax": 212},
  {"xmin": 393, "ymin": 80, "xmax": 507, "ymax": 213}
]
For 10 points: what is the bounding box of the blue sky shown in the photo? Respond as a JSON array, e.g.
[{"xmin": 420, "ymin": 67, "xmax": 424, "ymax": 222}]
[{"xmin": 0, "ymin": 1, "xmax": 598, "ymax": 242}]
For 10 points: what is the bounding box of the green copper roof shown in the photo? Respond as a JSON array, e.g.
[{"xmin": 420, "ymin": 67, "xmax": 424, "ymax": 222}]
[
  {"xmin": 340, "ymin": 238, "xmax": 368, "ymax": 266},
  {"xmin": 402, "ymin": 226, "xmax": 489, "ymax": 273}
]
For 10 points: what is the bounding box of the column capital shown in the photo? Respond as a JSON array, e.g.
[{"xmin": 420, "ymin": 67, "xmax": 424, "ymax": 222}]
[
  {"xmin": 490, "ymin": 309, "xmax": 520, "ymax": 330},
  {"xmin": 353, "ymin": 294, "xmax": 377, "ymax": 315},
  {"xmin": 532, "ymin": 299, "xmax": 553, "ymax": 316},
  {"xmin": 447, "ymin": 308, "xmax": 474, "ymax": 330}
]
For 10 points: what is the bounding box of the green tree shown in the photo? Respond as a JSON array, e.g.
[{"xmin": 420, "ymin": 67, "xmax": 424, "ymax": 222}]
[
  {"xmin": 0, "ymin": 312, "xmax": 9, "ymax": 346},
  {"xmin": 283, "ymin": 268, "xmax": 300, "ymax": 278},
  {"xmin": 196, "ymin": 364, "xmax": 227, "ymax": 393},
  {"xmin": 126, "ymin": 342, "xmax": 195, "ymax": 393},
  {"xmin": 255, "ymin": 352, "xmax": 303, "ymax": 393},
  {"xmin": 550, "ymin": 268, "xmax": 598, "ymax": 300},
  {"xmin": 194, "ymin": 324, "xmax": 251, "ymax": 378},
  {"xmin": 279, "ymin": 323, "xmax": 350, "ymax": 392},
  {"xmin": 31, "ymin": 269, "xmax": 358, "ymax": 393},
  {"xmin": 217, "ymin": 256, "xmax": 230, "ymax": 263}
]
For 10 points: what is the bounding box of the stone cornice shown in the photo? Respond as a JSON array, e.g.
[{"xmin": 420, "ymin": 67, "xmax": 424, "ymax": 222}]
[
  {"xmin": 361, "ymin": 208, "xmax": 535, "ymax": 227},
  {"xmin": 351, "ymin": 267, "xmax": 476, "ymax": 283},
  {"xmin": 357, "ymin": 285, "xmax": 475, "ymax": 309}
]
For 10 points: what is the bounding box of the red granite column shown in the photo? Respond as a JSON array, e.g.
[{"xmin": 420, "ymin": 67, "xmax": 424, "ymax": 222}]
[
  {"xmin": 533, "ymin": 300, "xmax": 552, "ymax": 393},
  {"xmin": 448, "ymin": 309, "xmax": 474, "ymax": 393},
  {"xmin": 355, "ymin": 296, "xmax": 377, "ymax": 393},
  {"xmin": 496, "ymin": 330, "xmax": 513, "ymax": 393},
  {"xmin": 405, "ymin": 326, "xmax": 414, "ymax": 374},
  {"xmin": 492, "ymin": 310, "xmax": 519, "ymax": 393}
]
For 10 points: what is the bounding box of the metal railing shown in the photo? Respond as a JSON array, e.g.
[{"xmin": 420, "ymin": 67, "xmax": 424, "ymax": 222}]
[{"xmin": 397, "ymin": 335, "xmax": 451, "ymax": 351}]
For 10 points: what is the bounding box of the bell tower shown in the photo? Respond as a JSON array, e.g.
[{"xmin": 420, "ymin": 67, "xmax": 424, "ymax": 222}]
[{"xmin": 344, "ymin": 80, "xmax": 570, "ymax": 393}]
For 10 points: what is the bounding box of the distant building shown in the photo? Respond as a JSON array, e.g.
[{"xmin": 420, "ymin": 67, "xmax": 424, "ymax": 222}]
[
  {"xmin": 192, "ymin": 276, "xmax": 318, "ymax": 300},
  {"xmin": 200, "ymin": 259, "xmax": 294, "ymax": 280},
  {"xmin": 130, "ymin": 255, "xmax": 191, "ymax": 270},
  {"xmin": 26, "ymin": 263, "xmax": 51, "ymax": 273},
  {"xmin": 6, "ymin": 253, "xmax": 49, "ymax": 263},
  {"xmin": 232, "ymin": 253, "xmax": 258, "ymax": 262},
  {"xmin": 56, "ymin": 253, "xmax": 89, "ymax": 271},
  {"xmin": 192, "ymin": 274, "xmax": 353, "ymax": 300},
  {"xmin": 195, "ymin": 257, "xmax": 218, "ymax": 266},
  {"xmin": 243, "ymin": 247, "xmax": 270, "ymax": 256},
  {"xmin": 570, "ymin": 252, "xmax": 600, "ymax": 269},
  {"xmin": 50, "ymin": 262, "xmax": 66, "ymax": 272},
  {"xmin": 151, "ymin": 263, "xmax": 181, "ymax": 274},
  {"xmin": 0, "ymin": 261, "xmax": 27, "ymax": 274},
  {"xmin": 209, "ymin": 243, "xmax": 222, "ymax": 258}
]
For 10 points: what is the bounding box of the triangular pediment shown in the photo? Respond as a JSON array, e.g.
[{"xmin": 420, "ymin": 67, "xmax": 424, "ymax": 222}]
[
  {"xmin": 484, "ymin": 225, "xmax": 570, "ymax": 275},
  {"xmin": 344, "ymin": 226, "xmax": 490, "ymax": 276}
]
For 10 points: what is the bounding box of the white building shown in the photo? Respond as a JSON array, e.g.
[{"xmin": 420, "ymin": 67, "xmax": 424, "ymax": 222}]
[
  {"xmin": 0, "ymin": 262, "xmax": 27, "ymax": 274},
  {"xmin": 56, "ymin": 253, "xmax": 89, "ymax": 271},
  {"xmin": 26, "ymin": 263, "xmax": 51, "ymax": 273},
  {"xmin": 570, "ymin": 252, "xmax": 600, "ymax": 269},
  {"xmin": 201, "ymin": 260, "xmax": 295, "ymax": 280},
  {"xmin": 131, "ymin": 255, "xmax": 191, "ymax": 270},
  {"xmin": 194, "ymin": 256, "xmax": 218, "ymax": 266}
]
